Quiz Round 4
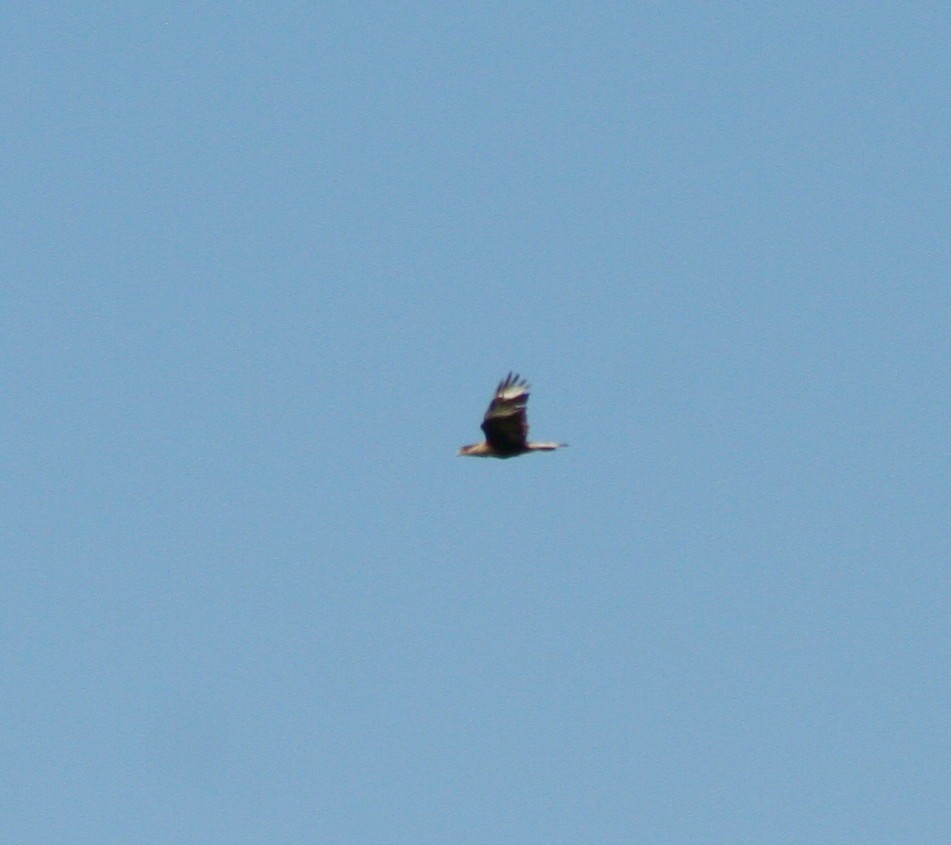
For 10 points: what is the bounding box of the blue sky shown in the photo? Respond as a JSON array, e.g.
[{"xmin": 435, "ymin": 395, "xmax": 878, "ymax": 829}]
[{"xmin": 3, "ymin": 3, "xmax": 949, "ymax": 842}]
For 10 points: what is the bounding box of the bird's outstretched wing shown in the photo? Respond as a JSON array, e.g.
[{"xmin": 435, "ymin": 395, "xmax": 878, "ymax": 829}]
[{"xmin": 481, "ymin": 372, "xmax": 530, "ymax": 454}]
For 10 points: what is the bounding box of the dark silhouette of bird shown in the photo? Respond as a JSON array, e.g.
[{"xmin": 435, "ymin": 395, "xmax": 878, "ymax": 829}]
[{"xmin": 458, "ymin": 372, "xmax": 566, "ymax": 458}]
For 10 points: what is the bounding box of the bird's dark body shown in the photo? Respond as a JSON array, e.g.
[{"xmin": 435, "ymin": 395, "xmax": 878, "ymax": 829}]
[{"xmin": 458, "ymin": 372, "xmax": 566, "ymax": 459}]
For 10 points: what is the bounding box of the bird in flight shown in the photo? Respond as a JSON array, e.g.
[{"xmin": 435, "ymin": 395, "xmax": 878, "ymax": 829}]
[{"xmin": 458, "ymin": 372, "xmax": 567, "ymax": 458}]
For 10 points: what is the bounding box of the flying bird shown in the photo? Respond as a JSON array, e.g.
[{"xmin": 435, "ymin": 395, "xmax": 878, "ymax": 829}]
[{"xmin": 458, "ymin": 372, "xmax": 566, "ymax": 458}]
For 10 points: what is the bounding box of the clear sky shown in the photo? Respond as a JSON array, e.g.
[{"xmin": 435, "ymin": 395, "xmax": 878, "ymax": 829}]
[{"xmin": 3, "ymin": 3, "xmax": 949, "ymax": 843}]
